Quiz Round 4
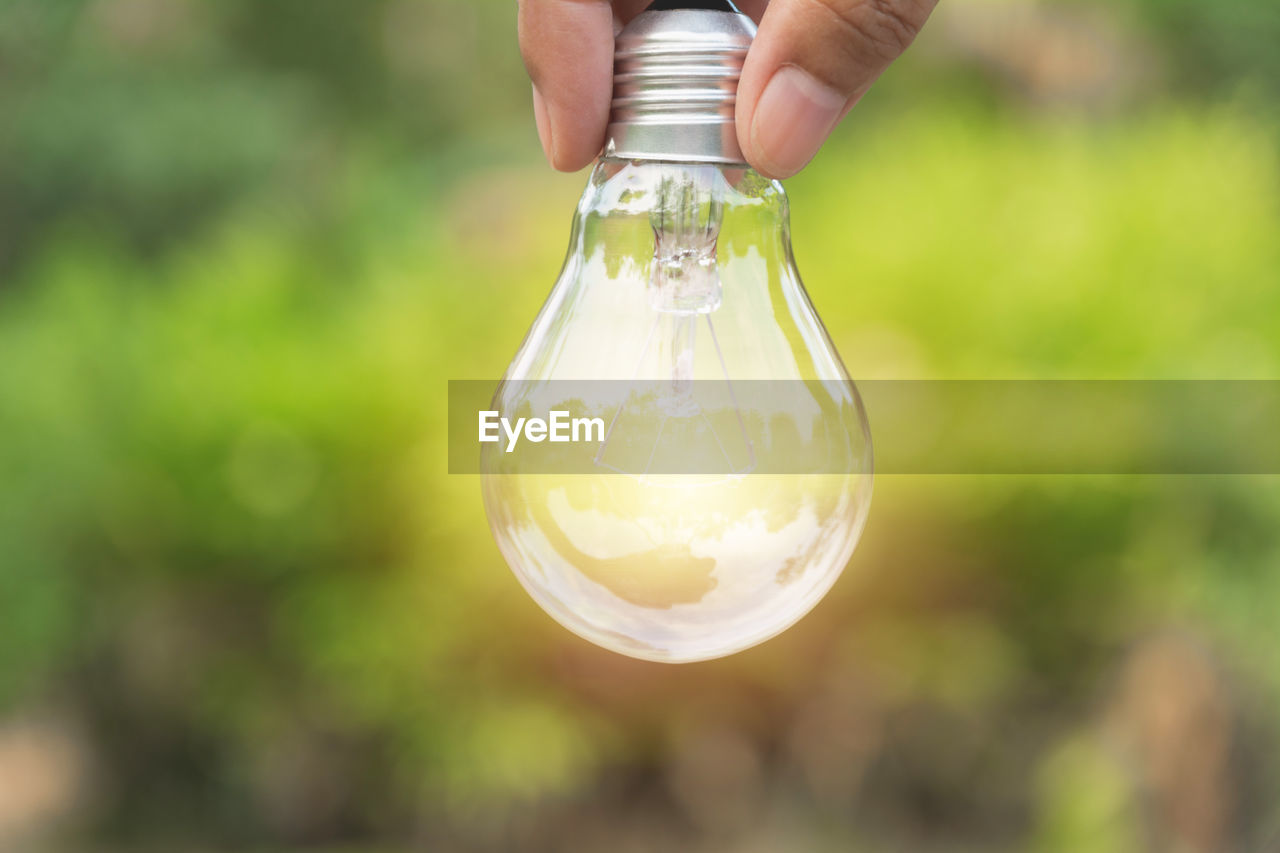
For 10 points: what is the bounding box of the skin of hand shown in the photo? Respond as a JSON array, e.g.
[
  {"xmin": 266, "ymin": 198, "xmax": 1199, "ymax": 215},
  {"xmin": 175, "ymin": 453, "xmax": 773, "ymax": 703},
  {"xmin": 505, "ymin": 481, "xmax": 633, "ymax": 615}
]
[{"xmin": 517, "ymin": 0, "xmax": 939, "ymax": 179}]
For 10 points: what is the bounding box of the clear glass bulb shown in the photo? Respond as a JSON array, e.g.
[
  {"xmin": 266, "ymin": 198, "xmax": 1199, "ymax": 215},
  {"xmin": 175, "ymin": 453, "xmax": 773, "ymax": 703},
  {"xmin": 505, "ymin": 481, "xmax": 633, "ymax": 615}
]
[{"xmin": 482, "ymin": 158, "xmax": 872, "ymax": 663}]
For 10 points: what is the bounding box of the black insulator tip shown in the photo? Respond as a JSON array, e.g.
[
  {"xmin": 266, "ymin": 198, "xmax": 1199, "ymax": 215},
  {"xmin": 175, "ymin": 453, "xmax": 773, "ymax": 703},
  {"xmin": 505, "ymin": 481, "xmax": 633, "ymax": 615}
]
[{"xmin": 645, "ymin": 0, "xmax": 740, "ymax": 12}]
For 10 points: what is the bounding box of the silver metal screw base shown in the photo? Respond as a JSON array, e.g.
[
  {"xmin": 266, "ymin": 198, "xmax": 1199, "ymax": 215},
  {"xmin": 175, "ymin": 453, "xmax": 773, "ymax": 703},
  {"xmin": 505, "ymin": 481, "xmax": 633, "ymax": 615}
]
[{"xmin": 604, "ymin": 9, "xmax": 756, "ymax": 165}]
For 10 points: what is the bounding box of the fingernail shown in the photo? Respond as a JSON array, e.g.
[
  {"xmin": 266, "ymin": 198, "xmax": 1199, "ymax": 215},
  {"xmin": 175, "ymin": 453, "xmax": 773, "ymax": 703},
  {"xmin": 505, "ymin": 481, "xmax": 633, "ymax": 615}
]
[
  {"xmin": 532, "ymin": 83, "xmax": 556, "ymax": 166},
  {"xmin": 750, "ymin": 66, "xmax": 846, "ymax": 178}
]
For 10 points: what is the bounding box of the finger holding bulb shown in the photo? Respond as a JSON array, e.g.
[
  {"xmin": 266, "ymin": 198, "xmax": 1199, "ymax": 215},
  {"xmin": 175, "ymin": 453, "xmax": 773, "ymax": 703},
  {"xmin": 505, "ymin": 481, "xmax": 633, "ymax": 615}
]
[{"xmin": 516, "ymin": 0, "xmax": 937, "ymax": 177}]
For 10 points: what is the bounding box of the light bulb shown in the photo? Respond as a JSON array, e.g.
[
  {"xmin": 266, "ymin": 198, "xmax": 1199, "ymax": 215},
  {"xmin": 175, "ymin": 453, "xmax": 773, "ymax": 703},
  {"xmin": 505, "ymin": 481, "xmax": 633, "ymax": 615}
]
[{"xmin": 481, "ymin": 5, "xmax": 872, "ymax": 662}]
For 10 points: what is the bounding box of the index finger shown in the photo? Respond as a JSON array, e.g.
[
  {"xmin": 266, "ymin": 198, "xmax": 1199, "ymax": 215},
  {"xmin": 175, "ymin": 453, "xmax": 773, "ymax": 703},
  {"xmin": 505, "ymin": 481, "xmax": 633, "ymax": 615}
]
[{"xmin": 517, "ymin": 0, "xmax": 653, "ymax": 171}]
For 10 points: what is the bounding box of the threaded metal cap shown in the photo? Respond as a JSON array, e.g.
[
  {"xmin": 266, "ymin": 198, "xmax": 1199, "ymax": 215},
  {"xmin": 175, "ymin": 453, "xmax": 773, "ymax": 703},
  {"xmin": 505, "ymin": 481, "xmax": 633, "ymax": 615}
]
[{"xmin": 604, "ymin": 8, "xmax": 756, "ymax": 165}]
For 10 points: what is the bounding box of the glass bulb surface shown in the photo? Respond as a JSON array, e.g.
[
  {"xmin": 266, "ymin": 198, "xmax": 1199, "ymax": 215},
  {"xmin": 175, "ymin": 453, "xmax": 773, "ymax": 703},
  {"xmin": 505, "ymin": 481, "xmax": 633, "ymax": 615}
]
[{"xmin": 483, "ymin": 159, "xmax": 872, "ymax": 663}]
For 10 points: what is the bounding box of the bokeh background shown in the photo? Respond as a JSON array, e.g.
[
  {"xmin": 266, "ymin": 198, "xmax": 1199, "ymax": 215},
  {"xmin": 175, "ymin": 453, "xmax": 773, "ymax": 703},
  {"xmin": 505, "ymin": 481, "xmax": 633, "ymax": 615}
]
[{"xmin": 1, "ymin": 0, "xmax": 1278, "ymax": 850}]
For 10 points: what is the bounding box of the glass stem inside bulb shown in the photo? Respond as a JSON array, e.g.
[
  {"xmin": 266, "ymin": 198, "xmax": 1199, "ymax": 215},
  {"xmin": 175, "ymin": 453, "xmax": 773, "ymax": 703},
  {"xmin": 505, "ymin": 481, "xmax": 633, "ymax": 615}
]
[
  {"xmin": 647, "ymin": 164, "xmax": 724, "ymax": 411},
  {"xmin": 649, "ymin": 164, "xmax": 723, "ymax": 316}
]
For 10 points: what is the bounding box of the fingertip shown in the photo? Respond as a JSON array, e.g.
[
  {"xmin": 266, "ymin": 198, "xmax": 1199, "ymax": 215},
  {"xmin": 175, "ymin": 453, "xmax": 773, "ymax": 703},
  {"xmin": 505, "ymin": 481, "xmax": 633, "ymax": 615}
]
[
  {"xmin": 532, "ymin": 84, "xmax": 556, "ymax": 168},
  {"xmin": 735, "ymin": 0, "xmax": 936, "ymax": 177},
  {"xmin": 736, "ymin": 91, "xmax": 785, "ymax": 180},
  {"xmin": 517, "ymin": 0, "xmax": 614, "ymax": 172},
  {"xmin": 542, "ymin": 107, "xmax": 604, "ymax": 172},
  {"xmin": 538, "ymin": 85, "xmax": 607, "ymax": 171},
  {"xmin": 741, "ymin": 65, "xmax": 846, "ymax": 179},
  {"xmin": 734, "ymin": 68, "xmax": 762, "ymax": 173},
  {"xmin": 533, "ymin": 84, "xmax": 594, "ymax": 172}
]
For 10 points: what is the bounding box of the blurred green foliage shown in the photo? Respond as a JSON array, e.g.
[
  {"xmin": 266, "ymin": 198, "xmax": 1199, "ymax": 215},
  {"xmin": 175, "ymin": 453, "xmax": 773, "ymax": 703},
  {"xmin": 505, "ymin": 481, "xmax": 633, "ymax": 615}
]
[
  {"xmin": 0, "ymin": 0, "xmax": 528, "ymax": 274},
  {"xmin": 1129, "ymin": 0, "xmax": 1280, "ymax": 98},
  {"xmin": 0, "ymin": 0, "xmax": 1279, "ymax": 851}
]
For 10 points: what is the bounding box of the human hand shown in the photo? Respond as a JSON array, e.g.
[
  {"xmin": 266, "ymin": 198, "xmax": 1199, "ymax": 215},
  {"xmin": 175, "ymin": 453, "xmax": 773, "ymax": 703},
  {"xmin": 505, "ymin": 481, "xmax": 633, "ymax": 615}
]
[{"xmin": 517, "ymin": 0, "xmax": 938, "ymax": 179}]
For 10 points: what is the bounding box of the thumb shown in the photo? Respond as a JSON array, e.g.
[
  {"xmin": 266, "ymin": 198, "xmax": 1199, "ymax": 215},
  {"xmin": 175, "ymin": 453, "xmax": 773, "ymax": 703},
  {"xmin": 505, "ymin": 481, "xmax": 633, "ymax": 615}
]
[{"xmin": 736, "ymin": 0, "xmax": 937, "ymax": 178}]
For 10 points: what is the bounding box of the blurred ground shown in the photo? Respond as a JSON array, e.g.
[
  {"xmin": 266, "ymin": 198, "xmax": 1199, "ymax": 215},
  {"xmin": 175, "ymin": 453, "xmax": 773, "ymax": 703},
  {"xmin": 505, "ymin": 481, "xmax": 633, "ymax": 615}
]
[{"xmin": 0, "ymin": 0, "xmax": 1278, "ymax": 850}]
